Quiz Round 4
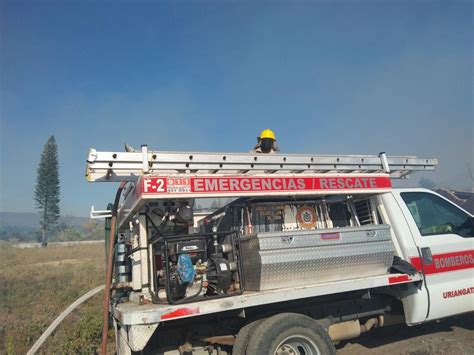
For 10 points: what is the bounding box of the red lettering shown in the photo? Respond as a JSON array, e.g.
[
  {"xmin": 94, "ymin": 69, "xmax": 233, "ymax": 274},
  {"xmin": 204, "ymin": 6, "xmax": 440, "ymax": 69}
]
[
  {"xmin": 442, "ymin": 287, "xmax": 474, "ymax": 299},
  {"xmin": 219, "ymin": 179, "xmax": 229, "ymax": 191},
  {"xmin": 229, "ymin": 179, "xmax": 239, "ymax": 191},
  {"xmin": 241, "ymin": 179, "xmax": 251, "ymax": 190},
  {"xmin": 251, "ymin": 179, "xmax": 261, "ymax": 190},
  {"xmin": 369, "ymin": 178, "xmax": 377, "ymax": 188},
  {"xmin": 337, "ymin": 178, "xmax": 344, "ymax": 188},
  {"xmin": 194, "ymin": 179, "xmax": 204, "ymax": 192},
  {"xmin": 287, "ymin": 179, "xmax": 297, "ymax": 190},
  {"xmin": 320, "ymin": 179, "xmax": 328, "ymax": 189},
  {"xmin": 346, "ymin": 178, "xmax": 354, "ymax": 188},
  {"xmin": 205, "ymin": 179, "xmax": 218, "ymax": 191},
  {"xmin": 142, "ymin": 175, "xmax": 392, "ymax": 195},
  {"xmin": 261, "ymin": 179, "xmax": 272, "ymax": 190},
  {"xmin": 297, "ymin": 179, "xmax": 305, "ymax": 189},
  {"xmin": 272, "ymin": 179, "xmax": 282, "ymax": 190}
]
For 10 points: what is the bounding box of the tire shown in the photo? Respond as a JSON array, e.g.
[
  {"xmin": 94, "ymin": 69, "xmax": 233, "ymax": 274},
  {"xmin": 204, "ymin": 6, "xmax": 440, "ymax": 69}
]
[
  {"xmin": 246, "ymin": 313, "xmax": 336, "ymax": 355},
  {"xmin": 233, "ymin": 319, "xmax": 266, "ymax": 355}
]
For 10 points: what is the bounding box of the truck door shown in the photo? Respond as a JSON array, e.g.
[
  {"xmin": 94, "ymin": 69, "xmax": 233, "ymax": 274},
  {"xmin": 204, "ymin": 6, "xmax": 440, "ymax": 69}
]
[{"xmin": 395, "ymin": 189, "xmax": 473, "ymax": 320}]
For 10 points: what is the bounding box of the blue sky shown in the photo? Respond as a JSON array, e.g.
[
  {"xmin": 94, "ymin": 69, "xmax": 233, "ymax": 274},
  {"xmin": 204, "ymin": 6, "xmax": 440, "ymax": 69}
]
[{"xmin": 0, "ymin": 0, "xmax": 472, "ymax": 216}]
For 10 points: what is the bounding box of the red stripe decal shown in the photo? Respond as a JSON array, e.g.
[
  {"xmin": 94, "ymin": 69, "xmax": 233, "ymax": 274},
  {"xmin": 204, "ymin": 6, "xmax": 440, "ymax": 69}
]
[
  {"xmin": 161, "ymin": 306, "xmax": 200, "ymax": 320},
  {"xmin": 142, "ymin": 175, "xmax": 392, "ymax": 195},
  {"xmin": 410, "ymin": 250, "xmax": 474, "ymax": 275},
  {"xmin": 388, "ymin": 275, "xmax": 411, "ymax": 284}
]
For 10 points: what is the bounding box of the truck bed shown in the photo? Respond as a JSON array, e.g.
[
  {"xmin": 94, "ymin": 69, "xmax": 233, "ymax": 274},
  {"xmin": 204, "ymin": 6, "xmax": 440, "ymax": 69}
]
[{"xmin": 113, "ymin": 272, "xmax": 421, "ymax": 325}]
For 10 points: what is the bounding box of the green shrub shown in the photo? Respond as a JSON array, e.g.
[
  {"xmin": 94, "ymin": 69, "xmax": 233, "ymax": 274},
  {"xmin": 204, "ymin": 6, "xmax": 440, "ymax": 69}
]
[{"xmin": 62, "ymin": 309, "xmax": 103, "ymax": 354}]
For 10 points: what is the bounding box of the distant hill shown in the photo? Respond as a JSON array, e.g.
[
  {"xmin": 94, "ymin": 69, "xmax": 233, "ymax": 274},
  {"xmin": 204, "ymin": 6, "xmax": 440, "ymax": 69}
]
[
  {"xmin": 0, "ymin": 212, "xmax": 92, "ymax": 241},
  {"xmin": 436, "ymin": 189, "xmax": 474, "ymax": 214}
]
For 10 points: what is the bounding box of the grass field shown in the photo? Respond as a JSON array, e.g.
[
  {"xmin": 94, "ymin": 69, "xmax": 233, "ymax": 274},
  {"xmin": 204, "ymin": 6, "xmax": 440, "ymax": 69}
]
[
  {"xmin": 2, "ymin": 243, "xmax": 471, "ymax": 355},
  {"xmin": 0, "ymin": 243, "xmax": 114, "ymax": 354}
]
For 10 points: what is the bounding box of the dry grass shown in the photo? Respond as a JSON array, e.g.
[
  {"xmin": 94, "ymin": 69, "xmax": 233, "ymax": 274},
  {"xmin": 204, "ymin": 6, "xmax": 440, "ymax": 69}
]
[{"xmin": 0, "ymin": 243, "xmax": 114, "ymax": 354}]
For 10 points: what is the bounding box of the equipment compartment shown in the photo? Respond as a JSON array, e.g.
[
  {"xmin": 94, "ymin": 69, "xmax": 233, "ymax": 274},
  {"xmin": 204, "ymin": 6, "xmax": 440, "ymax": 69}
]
[
  {"xmin": 201, "ymin": 195, "xmax": 395, "ymax": 291},
  {"xmin": 241, "ymin": 225, "xmax": 394, "ymax": 291}
]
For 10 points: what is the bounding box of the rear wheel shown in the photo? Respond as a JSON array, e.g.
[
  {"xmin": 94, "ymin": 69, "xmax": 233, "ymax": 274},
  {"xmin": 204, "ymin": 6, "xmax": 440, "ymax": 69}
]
[
  {"xmin": 246, "ymin": 313, "xmax": 336, "ymax": 355},
  {"xmin": 233, "ymin": 319, "xmax": 266, "ymax": 355}
]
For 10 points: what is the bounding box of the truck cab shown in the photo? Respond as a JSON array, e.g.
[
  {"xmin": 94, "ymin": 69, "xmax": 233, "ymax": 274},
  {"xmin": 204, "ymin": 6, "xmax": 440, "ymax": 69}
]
[{"xmin": 381, "ymin": 188, "xmax": 473, "ymax": 323}]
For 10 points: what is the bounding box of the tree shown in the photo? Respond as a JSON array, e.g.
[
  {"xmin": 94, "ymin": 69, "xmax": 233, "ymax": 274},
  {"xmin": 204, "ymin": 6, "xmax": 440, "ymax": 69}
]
[
  {"xmin": 82, "ymin": 219, "xmax": 103, "ymax": 240},
  {"xmin": 34, "ymin": 136, "xmax": 60, "ymax": 246}
]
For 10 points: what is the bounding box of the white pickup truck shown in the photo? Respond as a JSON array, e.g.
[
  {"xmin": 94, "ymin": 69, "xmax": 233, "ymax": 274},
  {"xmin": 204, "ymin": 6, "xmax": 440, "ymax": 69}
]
[{"xmin": 86, "ymin": 148, "xmax": 473, "ymax": 355}]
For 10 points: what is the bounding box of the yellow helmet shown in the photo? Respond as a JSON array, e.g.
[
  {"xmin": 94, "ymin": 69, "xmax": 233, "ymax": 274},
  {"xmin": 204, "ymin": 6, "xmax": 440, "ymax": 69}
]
[{"xmin": 259, "ymin": 129, "xmax": 276, "ymax": 141}]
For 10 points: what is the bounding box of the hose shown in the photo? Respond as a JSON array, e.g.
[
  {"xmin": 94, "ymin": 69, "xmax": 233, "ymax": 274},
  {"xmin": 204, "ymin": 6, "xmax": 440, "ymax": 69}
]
[
  {"xmin": 27, "ymin": 285, "xmax": 105, "ymax": 355},
  {"xmin": 100, "ymin": 182, "xmax": 126, "ymax": 355}
]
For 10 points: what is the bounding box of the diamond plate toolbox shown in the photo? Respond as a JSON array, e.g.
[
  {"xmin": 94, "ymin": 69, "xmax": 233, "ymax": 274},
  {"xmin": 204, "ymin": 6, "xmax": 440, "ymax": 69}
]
[{"xmin": 240, "ymin": 225, "xmax": 395, "ymax": 291}]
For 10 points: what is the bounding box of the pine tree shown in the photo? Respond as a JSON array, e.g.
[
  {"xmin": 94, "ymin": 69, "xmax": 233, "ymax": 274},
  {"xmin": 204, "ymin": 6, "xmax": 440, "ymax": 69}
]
[{"xmin": 34, "ymin": 136, "xmax": 60, "ymax": 247}]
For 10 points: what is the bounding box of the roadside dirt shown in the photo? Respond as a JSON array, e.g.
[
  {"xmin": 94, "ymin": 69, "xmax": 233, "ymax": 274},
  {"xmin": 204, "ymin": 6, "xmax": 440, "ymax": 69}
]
[{"xmin": 337, "ymin": 313, "xmax": 473, "ymax": 354}]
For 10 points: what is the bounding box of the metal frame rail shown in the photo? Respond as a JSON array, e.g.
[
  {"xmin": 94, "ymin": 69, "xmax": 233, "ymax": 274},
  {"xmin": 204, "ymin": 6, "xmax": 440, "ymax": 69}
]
[{"xmin": 113, "ymin": 272, "xmax": 422, "ymax": 325}]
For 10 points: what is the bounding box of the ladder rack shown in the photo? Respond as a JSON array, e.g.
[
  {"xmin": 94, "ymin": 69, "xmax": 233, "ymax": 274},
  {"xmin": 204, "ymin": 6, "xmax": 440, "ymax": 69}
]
[{"xmin": 85, "ymin": 146, "xmax": 437, "ymax": 182}]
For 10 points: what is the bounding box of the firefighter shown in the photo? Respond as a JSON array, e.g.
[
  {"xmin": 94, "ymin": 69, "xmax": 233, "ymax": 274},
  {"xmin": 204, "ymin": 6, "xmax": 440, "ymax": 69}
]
[{"xmin": 251, "ymin": 129, "xmax": 280, "ymax": 154}]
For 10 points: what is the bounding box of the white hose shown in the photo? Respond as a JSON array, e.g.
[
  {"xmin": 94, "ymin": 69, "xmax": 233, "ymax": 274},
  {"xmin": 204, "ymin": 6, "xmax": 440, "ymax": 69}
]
[{"xmin": 27, "ymin": 285, "xmax": 105, "ymax": 355}]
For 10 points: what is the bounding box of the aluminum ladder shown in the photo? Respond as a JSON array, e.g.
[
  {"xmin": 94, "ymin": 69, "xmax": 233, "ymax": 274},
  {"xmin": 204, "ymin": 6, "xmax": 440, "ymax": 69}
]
[{"xmin": 86, "ymin": 145, "xmax": 437, "ymax": 182}]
